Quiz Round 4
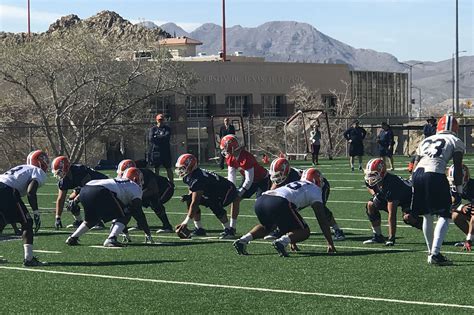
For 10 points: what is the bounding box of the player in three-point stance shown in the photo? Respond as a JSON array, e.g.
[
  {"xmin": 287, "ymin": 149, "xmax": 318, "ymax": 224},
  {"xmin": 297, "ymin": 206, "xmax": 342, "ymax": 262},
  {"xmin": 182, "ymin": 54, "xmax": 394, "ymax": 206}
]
[
  {"xmin": 265, "ymin": 157, "xmax": 345, "ymax": 242},
  {"xmin": 66, "ymin": 167, "xmax": 154, "ymax": 247},
  {"xmin": 447, "ymin": 164, "xmax": 474, "ymax": 251},
  {"xmin": 0, "ymin": 150, "xmax": 49, "ymax": 266},
  {"xmin": 117, "ymin": 159, "xmax": 174, "ymax": 234},
  {"xmin": 220, "ymin": 135, "xmax": 271, "ymax": 238},
  {"xmin": 51, "ymin": 156, "xmax": 108, "ymax": 230},
  {"xmin": 233, "ymin": 168, "xmax": 336, "ymax": 257},
  {"xmin": 174, "ymin": 153, "xmax": 238, "ymax": 239},
  {"xmin": 363, "ymin": 158, "xmax": 422, "ymax": 246},
  {"xmin": 411, "ymin": 114, "xmax": 465, "ymax": 265}
]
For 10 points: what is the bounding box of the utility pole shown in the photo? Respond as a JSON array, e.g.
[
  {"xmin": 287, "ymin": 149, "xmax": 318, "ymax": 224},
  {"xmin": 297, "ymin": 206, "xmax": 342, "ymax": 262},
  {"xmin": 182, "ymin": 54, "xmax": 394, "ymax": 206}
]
[
  {"xmin": 27, "ymin": 0, "xmax": 31, "ymax": 37},
  {"xmin": 221, "ymin": 0, "xmax": 227, "ymax": 62},
  {"xmin": 455, "ymin": 0, "xmax": 460, "ymax": 113},
  {"xmin": 400, "ymin": 62, "xmax": 423, "ymax": 117}
]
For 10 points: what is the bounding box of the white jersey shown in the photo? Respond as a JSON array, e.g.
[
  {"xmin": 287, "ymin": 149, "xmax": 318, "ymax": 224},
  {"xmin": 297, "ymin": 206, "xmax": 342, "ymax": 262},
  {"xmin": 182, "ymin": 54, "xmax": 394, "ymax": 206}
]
[
  {"xmin": 415, "ymin": 133, "xmax": 465, "ymax": 174},
  {"xmin": 0, "ymin": 164, "xmax": 47, "ymax": 197},
  {"xmin": 263, "ymin": 180, "xmax": 322, "ymax": 210},
  {"xmin": 86, "ymin": 178, "xmax": 142, "ymax": 205}
]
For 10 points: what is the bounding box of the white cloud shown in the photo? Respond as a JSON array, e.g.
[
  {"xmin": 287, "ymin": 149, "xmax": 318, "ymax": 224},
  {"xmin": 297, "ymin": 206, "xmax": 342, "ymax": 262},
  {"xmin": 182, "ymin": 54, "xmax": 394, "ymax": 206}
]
[{"xmin": 0, "ymin": 4, "xmax": 63, "ymax": 23}]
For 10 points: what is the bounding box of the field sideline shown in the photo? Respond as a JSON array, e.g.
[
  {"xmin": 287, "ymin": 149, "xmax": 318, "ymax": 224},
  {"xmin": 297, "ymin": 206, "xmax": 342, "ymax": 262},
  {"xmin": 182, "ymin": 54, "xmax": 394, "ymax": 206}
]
[{"xmin": 1, "ymin": 156, "xmax": 474, "ymax": 313}]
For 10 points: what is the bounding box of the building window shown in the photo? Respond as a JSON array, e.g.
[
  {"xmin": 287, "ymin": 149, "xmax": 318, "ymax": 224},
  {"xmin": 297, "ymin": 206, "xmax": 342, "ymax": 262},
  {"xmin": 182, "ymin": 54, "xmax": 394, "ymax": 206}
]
[
  {"xmin": 225, "ymin": 95, "xmax": 251, "ymax": 116},
  {"xmin": 150, "ymin": 95, "xmax": 173, "ymax": 117},
  {"xmin": 262, "ymin": 95, "xmax": 285, "ymax": 117},
  {"xmin": 321, "ymin": 94, "xmax": 337, "ymax": 116},
  {"xmin": 186, "ymin": 95, "xmax": 214, "ymax": 118}
]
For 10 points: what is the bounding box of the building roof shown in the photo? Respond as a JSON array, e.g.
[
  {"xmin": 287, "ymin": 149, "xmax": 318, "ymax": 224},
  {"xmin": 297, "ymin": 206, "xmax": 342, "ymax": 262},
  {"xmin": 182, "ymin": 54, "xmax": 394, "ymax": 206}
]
[{"xmin": 159, "ymin": 37, "xmax": 202, "ymax": 46}]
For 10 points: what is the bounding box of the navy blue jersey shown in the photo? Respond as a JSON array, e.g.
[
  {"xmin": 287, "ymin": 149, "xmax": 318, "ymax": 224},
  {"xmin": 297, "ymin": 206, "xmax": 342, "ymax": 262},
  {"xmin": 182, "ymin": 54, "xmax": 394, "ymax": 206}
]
[
  {"xmin": 321, "ymin": 177, "xmax": 330, "ymax": 205},
  {"xmin": 379, "ymin": 173, "xmax": 412, "ymax": 207},
  {"xmin": 183, "ymin": 168, "xmax": 235, "ymax": 199},
  {"xmin": 460, "ymin": 179, "xmax": 474, "ymax": 202},
  {"xmin": 58, "ymin": 165, "xmax": 108, "ymax": 191},
  {"xmin": 277, "ymin": 168, "xmax": 302, "ymax": 188},
  {"xmin": 140, "ymin": 168, "xmax": 174, "ymax": 196}
]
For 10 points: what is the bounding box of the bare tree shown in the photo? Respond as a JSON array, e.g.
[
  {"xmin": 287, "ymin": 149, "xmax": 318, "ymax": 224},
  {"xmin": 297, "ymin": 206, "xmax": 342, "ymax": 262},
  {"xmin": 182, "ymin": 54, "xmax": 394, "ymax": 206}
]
[{"xmin": 0, "ymin": 32, "xmax": 196, "ymax": 163}]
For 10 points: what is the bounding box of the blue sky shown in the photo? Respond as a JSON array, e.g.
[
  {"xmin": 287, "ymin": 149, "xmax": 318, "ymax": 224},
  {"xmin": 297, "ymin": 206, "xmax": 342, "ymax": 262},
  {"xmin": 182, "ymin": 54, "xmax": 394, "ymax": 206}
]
[{"xmin": 1, "ymin": 0, "xmax": 472, "ymax": 62}]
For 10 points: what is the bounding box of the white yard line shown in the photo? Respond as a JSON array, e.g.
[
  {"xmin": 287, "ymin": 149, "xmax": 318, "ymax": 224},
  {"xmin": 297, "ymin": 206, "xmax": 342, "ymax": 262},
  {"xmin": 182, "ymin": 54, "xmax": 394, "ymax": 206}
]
[
  {"xmin": 0, "ymin": 266, "xmax": 473, "ymax": 310},
  {"xmin": 33, "ymin": 250, "xmax": 62, "ymax": 254},
  {"xmin": 88, "ymin": 245, "xmax": 123, "ymax": 249}
]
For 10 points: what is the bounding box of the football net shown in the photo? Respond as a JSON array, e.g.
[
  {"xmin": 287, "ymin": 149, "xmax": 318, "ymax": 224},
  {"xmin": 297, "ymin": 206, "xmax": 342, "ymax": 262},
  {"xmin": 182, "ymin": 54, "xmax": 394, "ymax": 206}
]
[{"xmin": 284, "ymin": 110, "xmax": 333, "ymax": 159}]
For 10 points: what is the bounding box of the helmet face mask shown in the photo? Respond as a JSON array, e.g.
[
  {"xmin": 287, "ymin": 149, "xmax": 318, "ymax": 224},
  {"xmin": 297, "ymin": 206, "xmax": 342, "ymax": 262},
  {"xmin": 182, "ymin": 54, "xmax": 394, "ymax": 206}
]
[
  {"xmin": 364, "ymin": 158, "xmax": 386, "ymax": 188},
  {"xmin": 270, "ymin": 158, "xmax": 290, "ymax": 185},
  {"xmin": 220, "ymin": 135, "xmax": 240, "ymax": 158},
  {"xmin": 175, "ymin": 154, "xmax": 197, "ymax": 178},
  {"xmin": 52, "ymin": 156, "xmax": 71, "ymax": 180}
]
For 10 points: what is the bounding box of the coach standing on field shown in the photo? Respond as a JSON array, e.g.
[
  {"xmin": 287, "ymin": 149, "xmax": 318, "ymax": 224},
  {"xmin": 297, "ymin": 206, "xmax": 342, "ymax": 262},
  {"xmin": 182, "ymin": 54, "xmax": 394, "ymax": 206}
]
[
  {"xmin": 148, "ymin": 114, "xmax": 173, "ymax": 183},
  {"xmin": 343, "ymin": 120, "xmax": 367, "ymax": 171},
  {"xmin": 218, "ymin": 117, "xmax": 236, "ymax": 169}
]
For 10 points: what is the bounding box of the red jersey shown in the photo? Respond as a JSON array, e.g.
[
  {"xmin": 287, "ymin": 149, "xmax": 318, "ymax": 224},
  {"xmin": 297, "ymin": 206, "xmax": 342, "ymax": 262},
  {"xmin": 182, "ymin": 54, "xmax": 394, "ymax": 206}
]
[{"xmin": 226, "ymin": 150, "xmax": 268, "ymax": 182}]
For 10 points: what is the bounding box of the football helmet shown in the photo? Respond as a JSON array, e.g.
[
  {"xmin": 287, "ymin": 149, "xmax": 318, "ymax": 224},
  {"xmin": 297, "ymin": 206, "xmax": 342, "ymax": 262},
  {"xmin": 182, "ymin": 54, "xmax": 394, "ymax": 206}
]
[
  {"xmin": 117, "ymin": 159, "xmax": 136, "ymax": 177},
  {"xmin": 437, "ymin": 115, "xmax": 459, "ymax": 134},
  {"xmin": 220, "ymin": 135, "xmax": 240, "ymax": 157},
  {"xmin": 301, "ymin": 168, "xmax": 322, "ymax": 187},
  {"xmin": 51, "ymin": 156, "xmax": 71, "ymax": 179},
  {"xmin": 447, "ymin": 164, "xmax": 469, "ymax": 188},
  {"xmin": 175, "ymin": 153, "xmax": 197, "ymax": 178},
  {"xmin": 27, "ymin": 150, "xmax": 49, "ymax": 172},
  {"xmin": 269, "ymin": 158, "xmax": 290, "ymax": 184},
  {"xmin": 364, "ymin": 158, "xmax": 387, "ymax": 187},
  {"xmin": 122, "ymin": 167, "xmax": 144, "ymax": 187}
]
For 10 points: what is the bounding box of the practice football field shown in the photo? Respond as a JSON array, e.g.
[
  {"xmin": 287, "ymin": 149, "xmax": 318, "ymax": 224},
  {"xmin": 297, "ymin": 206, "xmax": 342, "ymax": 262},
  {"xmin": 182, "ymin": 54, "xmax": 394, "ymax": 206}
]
[{"xmin": 1, "ymin": 156, "xmax": 474, "ymax": 313}]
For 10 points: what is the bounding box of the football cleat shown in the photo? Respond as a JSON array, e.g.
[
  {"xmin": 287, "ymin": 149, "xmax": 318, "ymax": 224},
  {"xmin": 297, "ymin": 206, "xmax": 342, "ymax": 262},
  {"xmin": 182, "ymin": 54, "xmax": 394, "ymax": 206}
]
[
  {"xmin": 55, "ymin": 218, "xmax": 63, "ymax": 230},
  {"xmin": 190, "ymin": 228, "xmax": 207, "ymax": 237},
  {"xmin": 272, "ymin": 240, "xmax": 289, "ymax": 257},
  {"xmin": 385, "ymin": 237, "xmax": 396, "ymax": 246},
  {"xmin": 90, "ymin": 221, "xmax": 106, "ymax": 230},
  {"xmin": 333, "ymin": 229, "xmax": 346, "ymax": 241},
  {"xmin": 65, "ymin": 236, "xmax": 80, "ymax": 246},
  {"xmin": 454, "ymin": 241, "xmax": 465, "ymax": 247},
  {"xmin": 156, "ymin": 227, "xmax": 173, "ymax": 234},
  {"xmin": 23, "ymin": 256, "xmax": 47, "ymax": 267},
  {"xmin": 233, "ymin": 240, "xmax": 248, "ymax": 255},
  {"xmin": 363, "ymin": 233, "xmax": 385, "ymax": 244},
  {"xmin": 128, "ymin": 226, "xmax": 142, "ymax": 232},
  {"xmin": 103, "ymin": 236, "xmax": 125, "ymax": 247},
  {"xmin": 428, "ymin": 253, "xmax": 453, "ymax": 266},
  {"xmin": 219, "ymin": 227, "xmax": 236, "ymax": 239},
  {"xmin": 144, "ymin": 234, "xmax": 154, "ymax": 244},
  {"xmin": 66, "ymin": 220, "xmax": 83, "ymax": 229},
  {"xmin": 263, "ymin": 229, "xmax": 282, "ymax": 241}
]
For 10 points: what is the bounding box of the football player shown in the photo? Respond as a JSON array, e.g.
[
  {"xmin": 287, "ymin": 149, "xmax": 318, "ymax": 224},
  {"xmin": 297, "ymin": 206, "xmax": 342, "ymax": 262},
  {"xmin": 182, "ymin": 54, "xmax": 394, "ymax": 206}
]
[
  {"xmin": 447, "ymin": 164, "xmax": 474, "ymax": 250},
  {"xmin": 65, "ymin": 167, "xmax": 153, "ymax": 247},
  {"xmin": 412, "ymin": 114, "xmax": 465, "ymax": 265},
  {"xmin": 0, "ymin": 150, "xmax": 48, "ymax": 266},
  {"xmin": 174, "ymin": 153, "xmax": 237, "ymax": 239},
  {"xmin": 117, "ymin": 159, "xmax": 174, "ymax": 233},
  {"xmin": 363, "ymin": 158, "xmax": 422, "ymax": 246},
  {"xmin": 233, "ymin": 168, "xmax": 336, "ymax": 257},
  {"xmin": 220, "ymin": 135, "xmax": 271, "ymax": 237},
  {"xmin": 51, "ymin": 156, "xmax": 108, "ymax": 230},
  {"xmin": 266, "ymin": 157, "xmax": 345, "ymax": 241}
]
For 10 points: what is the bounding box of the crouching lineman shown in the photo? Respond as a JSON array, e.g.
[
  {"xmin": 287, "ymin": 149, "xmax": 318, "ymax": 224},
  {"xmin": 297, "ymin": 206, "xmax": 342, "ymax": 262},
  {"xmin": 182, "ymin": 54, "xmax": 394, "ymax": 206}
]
[
  {"xmin": 0, "ymin": 150, "xmax": 48, "ymax": 266},
  {"xmin": 51, "ymin": 156, "xmax": 108, "ymax": 230},
  {"xmin": 363, "ymin": 158, "xmax": 422, "ymax": 246},
  {"xmin": 175, "ymin": 153, "xmax": 237, "ymax": 239},
  {"xmin": 117, "ymin": 159, "xmax": 174, "ymax": 233},
  {"xmin": 233, "ymin": 168, "xmax": 336, "ymax": 257},
  {"xmin": 266, "ymin": 157, "xmax": 345, "ymax": 241},
  {"xmin": 447, "ymin": 164, "xmax": 474, "ymax": 250},
  {"xmin": 65, "ymin": 167, "xmax": 154, "ymax": 247},
  {"xmin": 412, "ymin": 114, "xmax": 465, "ymax": 265},
  {"xmin": 220, "ymin": 135, "xmax": 271, "ymax": 237}
]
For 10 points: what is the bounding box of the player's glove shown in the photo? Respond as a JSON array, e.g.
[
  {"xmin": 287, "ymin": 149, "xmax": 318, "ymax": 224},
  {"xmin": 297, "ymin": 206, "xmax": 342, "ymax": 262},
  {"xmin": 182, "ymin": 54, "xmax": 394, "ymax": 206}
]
[
  {"xmin": 175, "ymin": 224, "xmax": 192, "ymax": 239},
  {"xmin": 180, "ymin": 194, "xmax": 191, "ymax": 203},
  {"xmin": 238, "ymin": 187, "xmax": 247, "ymax": 198},
  {"xmin": 145, "ymin": 234, "xmax": 154, "ymax": 244},
  {"xmin": 55, "ymin": 218, "xmax": 63, "ymax": 230},
  {"xmin": 463, "ymin": 240, "xmax": 472, "ymax": 252},
  {"xmin": 33, "ymin": 213, "xmax": 41, "ymax": 234},
  {"xmin": 290, "ymin": 243, "xmax": 300, "ymax": 252},
  {"xmin": 327, "ymin": 245, "xmax": 337, "ymax": 254}
]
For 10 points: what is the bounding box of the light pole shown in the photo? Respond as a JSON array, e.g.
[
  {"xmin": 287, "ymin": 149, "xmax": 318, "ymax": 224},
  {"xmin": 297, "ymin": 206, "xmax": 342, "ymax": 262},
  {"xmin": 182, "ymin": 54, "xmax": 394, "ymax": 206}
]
[
  {"xmin": 400, "ymin": 62, "xmax": 423, "ymax": 117},
  {"xmin": 412, "ymin": 86, "xmax": 422, "ymax": 118},
  {"xmin": 452, "ymin": 50, "xmax": 467, "ymax": 113}
]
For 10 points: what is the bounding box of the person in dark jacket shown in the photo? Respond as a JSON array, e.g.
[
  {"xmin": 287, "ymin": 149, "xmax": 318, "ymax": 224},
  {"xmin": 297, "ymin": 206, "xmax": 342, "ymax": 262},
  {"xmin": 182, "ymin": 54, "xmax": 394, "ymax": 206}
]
[
  {"xmin": 343, "ymin": 120, "xmax": 367, "ymax": 171},
  {"xmin": 218, "ymin": 117, "xmax": 236, "ymax": 169},
  {"xmin": 423, "ymin": 116, "xmax": 437, "ymax": 138},
  {"xmin": 377, "ymin": 122, "xmax": 395, "ymax": 171},
  {"xmin": 148, "ymin": 114, "xmax": 173, "ymax": 183}
]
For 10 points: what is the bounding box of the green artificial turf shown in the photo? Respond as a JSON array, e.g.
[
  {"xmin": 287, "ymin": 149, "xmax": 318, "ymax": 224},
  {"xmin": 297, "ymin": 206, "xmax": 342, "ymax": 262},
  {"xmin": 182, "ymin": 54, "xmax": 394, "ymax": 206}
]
[{"xmin": 1, "ymin": 156, "xmax": 473, "ymax": 313}]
